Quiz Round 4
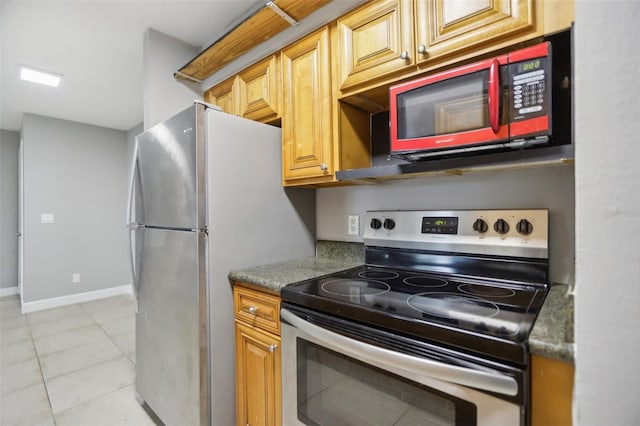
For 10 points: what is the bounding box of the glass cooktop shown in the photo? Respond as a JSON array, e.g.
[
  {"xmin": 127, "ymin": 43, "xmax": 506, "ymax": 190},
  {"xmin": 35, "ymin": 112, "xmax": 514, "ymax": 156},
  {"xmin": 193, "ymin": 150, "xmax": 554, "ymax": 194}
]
[{"xmin": 281, "ymin": 265, "xmax": 548, "ymax": 364}]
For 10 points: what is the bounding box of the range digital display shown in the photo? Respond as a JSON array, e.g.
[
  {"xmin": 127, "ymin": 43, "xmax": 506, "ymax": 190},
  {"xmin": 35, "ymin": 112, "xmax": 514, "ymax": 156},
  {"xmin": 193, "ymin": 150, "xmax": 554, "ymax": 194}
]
[{"xmin": 421, "ymin": 217, "xmax": 458, "ymax": 234}]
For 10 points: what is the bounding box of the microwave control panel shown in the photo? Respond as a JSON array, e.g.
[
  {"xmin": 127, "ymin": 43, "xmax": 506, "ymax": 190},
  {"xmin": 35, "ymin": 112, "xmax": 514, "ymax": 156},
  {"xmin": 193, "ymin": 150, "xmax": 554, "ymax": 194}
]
[{"xmin": 509, "ymin": 56, "xmax": 550, "ymax": 122}]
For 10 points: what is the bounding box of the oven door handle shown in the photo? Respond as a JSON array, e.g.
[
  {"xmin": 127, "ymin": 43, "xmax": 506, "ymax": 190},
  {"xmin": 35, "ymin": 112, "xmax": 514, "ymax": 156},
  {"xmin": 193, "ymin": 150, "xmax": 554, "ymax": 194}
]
[{"xmin": 281, "ymin": 308, "xmax": 518, "ymax": 396}]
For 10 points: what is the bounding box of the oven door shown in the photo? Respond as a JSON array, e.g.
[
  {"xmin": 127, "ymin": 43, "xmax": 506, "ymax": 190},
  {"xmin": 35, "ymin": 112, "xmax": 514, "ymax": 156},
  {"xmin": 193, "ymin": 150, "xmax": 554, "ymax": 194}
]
[{"xmin": 281, "ymin": 308, "xmax": 524, "ymax": 426}]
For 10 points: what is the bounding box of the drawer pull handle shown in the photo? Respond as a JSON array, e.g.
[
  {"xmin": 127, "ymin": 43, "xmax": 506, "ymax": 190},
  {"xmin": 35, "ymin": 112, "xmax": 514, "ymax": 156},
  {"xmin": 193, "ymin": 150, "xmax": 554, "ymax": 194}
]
[
  {"xmin": 248, "ymin": 306, "xmax": 258, "ymax": 315},
  {"xmin": 268, "ymin": 344, "xmax": 278, "ymax": 353}
]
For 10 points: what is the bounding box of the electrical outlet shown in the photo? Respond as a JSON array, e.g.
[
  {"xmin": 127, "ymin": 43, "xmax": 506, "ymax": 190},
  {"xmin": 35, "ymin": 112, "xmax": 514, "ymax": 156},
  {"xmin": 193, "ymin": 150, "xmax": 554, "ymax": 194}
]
[
  {"xmin": 348, "ymin": 215, "xmax": 359, "ymax": 236},
  {"xmin": 72, "ymin": 273, "xmax": 80, "ymax": 283}
]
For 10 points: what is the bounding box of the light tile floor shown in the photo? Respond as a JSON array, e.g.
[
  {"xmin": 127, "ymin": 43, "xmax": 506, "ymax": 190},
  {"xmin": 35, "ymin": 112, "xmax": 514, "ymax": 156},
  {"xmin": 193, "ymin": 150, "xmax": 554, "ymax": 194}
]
[{"xmin": 0, "ymin": 294, "xmax": 155, "ymax": 426}]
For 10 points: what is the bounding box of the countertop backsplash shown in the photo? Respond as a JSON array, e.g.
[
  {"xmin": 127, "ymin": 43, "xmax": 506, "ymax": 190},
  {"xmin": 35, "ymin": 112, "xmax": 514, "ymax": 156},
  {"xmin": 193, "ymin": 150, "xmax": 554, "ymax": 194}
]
[{"xmin": 315, "ymin": 240, "xmax": 365, "ymax": 262}]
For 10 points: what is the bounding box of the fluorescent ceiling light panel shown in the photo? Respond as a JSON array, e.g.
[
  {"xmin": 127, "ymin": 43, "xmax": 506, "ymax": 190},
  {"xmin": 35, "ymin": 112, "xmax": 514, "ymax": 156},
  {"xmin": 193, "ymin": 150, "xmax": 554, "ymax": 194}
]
[{"xmin": 19, "ymin": 65, "xmax": 62, "ymax": 87}]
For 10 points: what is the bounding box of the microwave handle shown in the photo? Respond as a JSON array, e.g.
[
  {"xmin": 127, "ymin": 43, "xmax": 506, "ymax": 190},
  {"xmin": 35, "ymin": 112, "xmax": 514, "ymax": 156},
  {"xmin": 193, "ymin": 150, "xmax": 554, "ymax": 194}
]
[
  {"xmin": 281, "ymin": 308, "xmax": 518, "ymax": 396},
  {"xmin": 488, "ymin": 58, "xmax": 501, "ymax": 134}
]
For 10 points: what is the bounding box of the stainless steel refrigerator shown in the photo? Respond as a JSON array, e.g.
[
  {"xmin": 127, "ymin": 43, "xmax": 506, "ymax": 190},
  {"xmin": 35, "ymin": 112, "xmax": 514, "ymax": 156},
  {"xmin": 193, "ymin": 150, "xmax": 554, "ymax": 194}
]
[{"xmin": 126, "ymin": 102, "xmax": 315, "ymax": 426}]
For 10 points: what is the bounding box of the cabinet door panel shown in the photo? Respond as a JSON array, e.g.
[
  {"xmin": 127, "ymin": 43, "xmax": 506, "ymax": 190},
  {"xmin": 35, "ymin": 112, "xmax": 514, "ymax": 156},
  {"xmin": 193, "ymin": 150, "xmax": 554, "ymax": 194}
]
[
  {"xmin": 338, "ymin": 0, "xmax": 414, "ymax": 91},
  {"xmin": 205, "ymin": 76, "xmax": 237, "ymax": 115},
  {"xmin": 238, "ymin": 55, "xmax": 279, "ymax": 123},
  {"xmin": 531, "ymin": 355, "xmax": 574, "ymax": 426},
  {"xmin": 416, "ymin": 0, "xmax": 536, "ymax": 64},
  {"xmin": 281, "ymin": 27, "xmax": 333, "ymax": 182},
  {"xmin": 235, "ymin": 322, "xmax": 281, "ymax": 426}
]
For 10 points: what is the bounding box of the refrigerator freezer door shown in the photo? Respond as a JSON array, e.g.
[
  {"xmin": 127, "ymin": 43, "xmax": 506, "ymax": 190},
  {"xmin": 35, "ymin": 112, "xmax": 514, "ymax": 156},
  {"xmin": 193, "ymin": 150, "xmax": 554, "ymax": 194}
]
[
  {"xmin": 135, "ymin": 227, "xmax": 207, "ymax": 426},
  {"xmin": 136, "ymin": 105, "xmax": 205, "ymax": 230}
]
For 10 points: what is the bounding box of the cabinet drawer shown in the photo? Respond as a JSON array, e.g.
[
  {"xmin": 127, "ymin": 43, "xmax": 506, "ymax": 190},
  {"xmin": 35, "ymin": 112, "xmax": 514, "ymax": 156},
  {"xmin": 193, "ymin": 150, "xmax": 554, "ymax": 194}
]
[{"xmin": 234, "ymin": 285, "xmax": 281, "ymax": 335}]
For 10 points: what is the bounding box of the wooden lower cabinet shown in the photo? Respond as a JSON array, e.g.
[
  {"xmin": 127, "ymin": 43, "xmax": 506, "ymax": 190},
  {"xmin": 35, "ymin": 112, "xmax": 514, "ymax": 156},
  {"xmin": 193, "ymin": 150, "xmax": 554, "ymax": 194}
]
[
  {"xmin": 235, "ymin": 322, "xmax": 281, "ymax": 426},
  {"xmin": 234, "ymin": 284, "xmax": 282, "ymax": 426},
  {"xmin": 531, "ymin": 355, "xmax": 574, "ymax": 426}
]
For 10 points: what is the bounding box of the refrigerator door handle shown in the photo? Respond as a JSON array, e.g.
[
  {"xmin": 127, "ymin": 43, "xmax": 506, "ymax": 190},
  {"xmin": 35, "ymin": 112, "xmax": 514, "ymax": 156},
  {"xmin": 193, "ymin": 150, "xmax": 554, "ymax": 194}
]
[{"xmin": 127, "ymin": 138, "xmax": 139, "ymax": 313}]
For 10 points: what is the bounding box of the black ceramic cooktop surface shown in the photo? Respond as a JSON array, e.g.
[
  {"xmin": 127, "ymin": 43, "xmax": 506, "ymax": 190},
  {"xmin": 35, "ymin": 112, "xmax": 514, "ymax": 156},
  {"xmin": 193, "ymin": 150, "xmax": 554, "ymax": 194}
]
[{"xmin": 281, "ymin": 265, "xmax": 548, "ymax": 364}]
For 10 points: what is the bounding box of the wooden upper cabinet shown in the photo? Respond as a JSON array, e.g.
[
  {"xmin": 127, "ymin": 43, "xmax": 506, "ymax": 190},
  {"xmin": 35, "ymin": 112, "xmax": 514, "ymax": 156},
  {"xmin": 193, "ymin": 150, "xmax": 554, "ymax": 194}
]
[
  {"xmin": 204, "ymin": 76, "xmax": 237, "ymax": 115},
  {"xmin": 415, "ymin": 0, "xmax": 536, "ymax": 65},
  {"xmin": 337, "ymin": 0, "xmax": 546, "ymax": 94},
  {"xmin": 337, "ymin": 0, "xmax": 414, "ymax": 91},
  {"xmin": 237, "ymin": 55, "xmax": 279, "ymax": 123},
  {"xmin": 281, "ymin": 27, "xmax": 334, "ymax": 185}
]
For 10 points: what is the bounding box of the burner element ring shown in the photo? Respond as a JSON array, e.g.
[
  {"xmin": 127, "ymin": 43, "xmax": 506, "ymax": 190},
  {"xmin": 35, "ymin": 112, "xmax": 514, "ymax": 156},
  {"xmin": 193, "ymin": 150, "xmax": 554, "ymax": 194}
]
[
  {"xmin": 357, "ymin": 269, "xmax": 400, "ymax": 280},
  {"xmin": 403, "ymin": 276, "xmax": 448, "ymax": 288},
  {"xmin": 458, "ymin": 284, "xmax": 516, "ymax": 298},
  {"xmin": 407, "ymin": 292, "xmax": 500, "ymax": 319},
  {"xmin": 320, "ymin": 279, "xmax": 390, "ymax": 297}
]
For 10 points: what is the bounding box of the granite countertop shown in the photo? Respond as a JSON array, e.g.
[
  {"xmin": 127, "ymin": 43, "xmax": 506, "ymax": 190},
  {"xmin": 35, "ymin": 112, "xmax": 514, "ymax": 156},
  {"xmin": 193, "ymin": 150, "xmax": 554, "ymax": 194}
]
[
  {"xmin": 529, "ymin": 283, "xmax": 575, "ymax": 364},
  {"xmin": 228, "ymin": 241, "xmax": 365, "ymax": 292},
  {"xmin": 229, "ymin": 257, "xmax": 363, "ymax": 292},
  {"xmin": 229, "ymin": 241, "xmax": 575, "ymax": 364}
]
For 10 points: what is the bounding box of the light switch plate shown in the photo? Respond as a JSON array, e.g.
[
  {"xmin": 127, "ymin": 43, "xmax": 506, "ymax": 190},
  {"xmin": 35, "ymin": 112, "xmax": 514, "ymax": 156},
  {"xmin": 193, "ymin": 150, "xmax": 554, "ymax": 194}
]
[{"xmin": 41, "ymin": 213, "xmax": 54, "ymax": 224}]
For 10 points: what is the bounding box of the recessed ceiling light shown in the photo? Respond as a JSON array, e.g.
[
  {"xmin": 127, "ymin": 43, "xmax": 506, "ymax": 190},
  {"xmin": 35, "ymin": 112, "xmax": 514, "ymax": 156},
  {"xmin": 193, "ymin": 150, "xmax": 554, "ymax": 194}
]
[{"xmin": 19, "ymin": 65, "xmax": 63, "ymax": 87}]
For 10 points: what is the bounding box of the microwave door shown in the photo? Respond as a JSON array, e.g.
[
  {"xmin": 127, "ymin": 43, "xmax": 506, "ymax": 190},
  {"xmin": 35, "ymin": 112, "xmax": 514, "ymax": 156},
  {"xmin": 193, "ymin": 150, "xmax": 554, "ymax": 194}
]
[{"xmin": 390, "ymin": 56, "xmax": 510, "ymax": 158}]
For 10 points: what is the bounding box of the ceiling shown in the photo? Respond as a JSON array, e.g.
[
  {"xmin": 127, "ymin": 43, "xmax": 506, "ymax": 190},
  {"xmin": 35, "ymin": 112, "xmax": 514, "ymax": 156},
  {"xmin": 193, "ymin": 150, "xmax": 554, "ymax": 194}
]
[{"xmin": 0, "ymin": 0, "xmax": 264, "ymax": 132}]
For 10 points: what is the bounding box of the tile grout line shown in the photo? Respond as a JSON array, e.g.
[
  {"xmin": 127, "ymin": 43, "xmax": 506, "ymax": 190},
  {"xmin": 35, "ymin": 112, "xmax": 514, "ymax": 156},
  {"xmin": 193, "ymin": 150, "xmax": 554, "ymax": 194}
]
[
  {"xmin": 47, "ymin": 301, "xmax": 139, "ymax": 421},
  {"xmin": 3, "ymin": 298, "xmax": 140, "ymax": 425},
  {"xmin": 80, "ymin": 301, "xmax": 137, "ymax": 365},
  {"xmin": 38, "ymin": 305, "xmax": 127, "ymax": 381},
  {"xmin": 37, "ymin": 300, "xmax": 136, "ymax": 422},
  {"xmin": 52, "ymin": 382, "xmax": 139, "ymax": 420},
  {"xmin": 25, "ymin": 308, "xmax": 58, "ymax": 426}
]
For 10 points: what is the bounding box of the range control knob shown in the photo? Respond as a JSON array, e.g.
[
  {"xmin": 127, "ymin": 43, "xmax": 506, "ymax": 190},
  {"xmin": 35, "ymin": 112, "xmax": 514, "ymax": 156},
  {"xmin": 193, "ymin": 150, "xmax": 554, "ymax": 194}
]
[
  {"xmin": 494, "ymin": 219, "xmax": 510, "ymax": 234},
  {"xmin": 472, "ymin": 218, "xmax": 488, "ymax": 233},
  {"xmin": 516, "ymin": 219, "xmax": 534, "ymax": 235},
  {"xmin": 383, "ymin": 218, "xmax": 396, "ymax": 230},
  {"xmin": 370, "ymin": 218, "xmax": 382, "ymax": 230}
]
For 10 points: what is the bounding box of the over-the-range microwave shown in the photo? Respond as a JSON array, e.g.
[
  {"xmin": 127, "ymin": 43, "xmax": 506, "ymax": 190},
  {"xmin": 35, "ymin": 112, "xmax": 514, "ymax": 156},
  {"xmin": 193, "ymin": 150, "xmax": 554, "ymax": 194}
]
[{"xmin": 389, "ymin": 30, "xmax": 572, "ymax": 161}]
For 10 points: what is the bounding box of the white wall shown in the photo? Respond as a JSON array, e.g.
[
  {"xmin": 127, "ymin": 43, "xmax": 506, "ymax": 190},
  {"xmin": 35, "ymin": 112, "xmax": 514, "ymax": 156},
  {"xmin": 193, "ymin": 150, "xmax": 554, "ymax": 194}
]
[
  {"xmin": 317, "ymin": 166, "xmax": 575, "ymax": 284},
  {"xmin": 21, "ymin": 114, "xmax": 130, "ymax": 305},
  {"xmin": 573, "ymin": 1, "xmax": 640, "ymax": 424},
  {"xmin": 126, "ymin": 123, "xmax": 143, "ymax": 159},
  {"xmin": 0, "ymin": 129, "xmax": 20, "ymax": 292},
  {"xmin": 143, "ymin": 29, "xmax": 202, "ymax": 130}
]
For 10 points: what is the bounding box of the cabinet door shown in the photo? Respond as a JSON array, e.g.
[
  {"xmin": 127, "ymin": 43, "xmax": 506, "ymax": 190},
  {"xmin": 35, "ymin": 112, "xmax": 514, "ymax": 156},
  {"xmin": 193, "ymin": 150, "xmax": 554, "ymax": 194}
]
[
  {"xmin": 531, "ymin": 355, "xmax": 574, "ymax": 426},
  {"xmin": 415, "ymin": 0, "xmax": 536, "ymax": 64},
  {"xmin": 235, "ymin": 322, "xmax": 281, "ymax": 426},
  {"xmin": 204, "ymin": 76, "xmax": 237, "ymax": 115},
  {"xmin": 281, "ymin": 27, "xmax": 333, "ymax": 183},
  {"xmin": 338, "ymin": 0, "xmax": 414, "ymax": 91},
  {"xmin": 238, "ymin": 55, "xmax": 279, "ymax": 123}
]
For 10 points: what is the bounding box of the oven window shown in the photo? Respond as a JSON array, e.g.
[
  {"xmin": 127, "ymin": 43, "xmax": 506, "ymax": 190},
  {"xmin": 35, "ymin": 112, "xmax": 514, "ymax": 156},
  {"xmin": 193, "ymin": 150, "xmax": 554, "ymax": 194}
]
[{"xmin": 296, "ymin": 340, "xmax": 476, "ymax": 426}]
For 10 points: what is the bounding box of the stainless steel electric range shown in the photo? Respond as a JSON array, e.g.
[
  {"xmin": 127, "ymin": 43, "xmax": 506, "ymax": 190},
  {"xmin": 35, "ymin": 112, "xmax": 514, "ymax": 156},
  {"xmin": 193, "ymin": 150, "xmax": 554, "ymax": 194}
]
[{"xmin": 280, "ymin": 209, "xmax": 549, "ymax": 426}]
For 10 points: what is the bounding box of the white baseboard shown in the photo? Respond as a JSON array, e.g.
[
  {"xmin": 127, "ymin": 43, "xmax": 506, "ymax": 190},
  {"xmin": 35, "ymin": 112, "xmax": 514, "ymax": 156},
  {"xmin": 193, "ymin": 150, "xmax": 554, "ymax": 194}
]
[
  {"xmin": 21, "ymin": 284, "xmax": 133, "ymax": 313},
  {"xmin": 0, "ymin": 286, "xmax": 19, "ymax": 298}
]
